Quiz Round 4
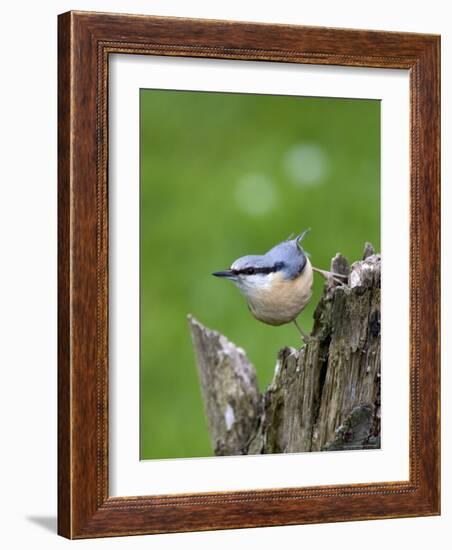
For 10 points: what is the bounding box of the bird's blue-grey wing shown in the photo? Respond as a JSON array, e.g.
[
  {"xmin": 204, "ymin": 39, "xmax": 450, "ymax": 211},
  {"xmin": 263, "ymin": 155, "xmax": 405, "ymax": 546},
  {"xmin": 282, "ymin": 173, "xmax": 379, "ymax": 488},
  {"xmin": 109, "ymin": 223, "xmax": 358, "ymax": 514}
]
[{"xmin": 264, "ymin": 239, "xmax": 307, "ymax": 279}]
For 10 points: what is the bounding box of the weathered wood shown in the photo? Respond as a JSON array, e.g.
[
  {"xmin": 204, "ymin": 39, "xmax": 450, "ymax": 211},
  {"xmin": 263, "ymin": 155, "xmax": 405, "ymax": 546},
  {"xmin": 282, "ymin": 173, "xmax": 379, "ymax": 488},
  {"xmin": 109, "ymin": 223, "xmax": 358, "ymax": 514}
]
[
  {"xmin": 188, "ymin": 316, "xmax": 260, "ymax": 455},
  {"xmin": 189, "ymin": 245, "xmax": 381, "ymax": 456}
]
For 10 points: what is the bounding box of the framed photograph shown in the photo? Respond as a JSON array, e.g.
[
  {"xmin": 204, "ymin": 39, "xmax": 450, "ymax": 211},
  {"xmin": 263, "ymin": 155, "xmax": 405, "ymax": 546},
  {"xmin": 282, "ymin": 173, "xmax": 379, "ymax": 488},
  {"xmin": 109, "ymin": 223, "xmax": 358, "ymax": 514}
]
[{"xmin": 58, "ymin": 11, "xmax": 440, "ymax": 538}]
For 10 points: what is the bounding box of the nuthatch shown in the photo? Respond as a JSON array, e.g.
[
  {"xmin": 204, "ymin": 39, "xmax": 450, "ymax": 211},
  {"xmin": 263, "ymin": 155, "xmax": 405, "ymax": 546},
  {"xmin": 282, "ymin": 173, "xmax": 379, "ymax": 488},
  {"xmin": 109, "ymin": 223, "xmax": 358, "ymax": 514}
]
[{"xmin": 213, "ymin": 230, "xmax": 344, "ymax": 340}]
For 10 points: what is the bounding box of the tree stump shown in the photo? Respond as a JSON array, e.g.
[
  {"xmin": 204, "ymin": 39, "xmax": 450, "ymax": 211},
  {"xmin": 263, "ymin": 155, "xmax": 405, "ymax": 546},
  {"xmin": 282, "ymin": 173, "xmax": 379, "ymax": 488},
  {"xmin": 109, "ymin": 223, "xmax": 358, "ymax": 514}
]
[{"xmin": 188, "ymin": 244, "xmax": 381, "ymax": 456}]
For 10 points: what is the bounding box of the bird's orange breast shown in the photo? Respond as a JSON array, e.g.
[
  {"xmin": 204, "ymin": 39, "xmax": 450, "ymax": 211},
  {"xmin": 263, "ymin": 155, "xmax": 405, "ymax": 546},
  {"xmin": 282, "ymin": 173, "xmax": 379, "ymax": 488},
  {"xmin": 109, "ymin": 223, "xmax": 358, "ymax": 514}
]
[{"xmin": 247, "ymin": 259, "xmax": 313, "ymax": 326}]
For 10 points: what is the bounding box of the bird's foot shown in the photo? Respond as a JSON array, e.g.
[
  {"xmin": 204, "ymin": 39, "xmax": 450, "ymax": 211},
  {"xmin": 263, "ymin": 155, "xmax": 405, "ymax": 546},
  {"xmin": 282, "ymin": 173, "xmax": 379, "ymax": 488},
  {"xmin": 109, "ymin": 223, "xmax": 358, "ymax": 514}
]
[
  {"xmin": 293, "ymin": 319, "xmax": 312, "ymax": 345},
  {"xmin": 312, "ymin": 266, "xmax": 348, "ymax": 286},
  {"xmin": 300, "ymin": 334, "xmax": 313, "ymax": 346}
]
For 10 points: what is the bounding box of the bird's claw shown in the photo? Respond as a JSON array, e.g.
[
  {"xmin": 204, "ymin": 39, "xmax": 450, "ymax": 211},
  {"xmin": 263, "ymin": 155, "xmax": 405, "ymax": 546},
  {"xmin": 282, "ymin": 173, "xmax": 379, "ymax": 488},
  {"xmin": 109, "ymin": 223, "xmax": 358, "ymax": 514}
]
[
  {"xmin": 330, "ymin": 275, "xmax": 347, "ymax": 286},
  {"xmin": 301, "ymin": 334, "xmax": 313, "ymax": 346},
  {"xmin": 313, "ymin": 267, "xmax": 348, "ymax": 286}
]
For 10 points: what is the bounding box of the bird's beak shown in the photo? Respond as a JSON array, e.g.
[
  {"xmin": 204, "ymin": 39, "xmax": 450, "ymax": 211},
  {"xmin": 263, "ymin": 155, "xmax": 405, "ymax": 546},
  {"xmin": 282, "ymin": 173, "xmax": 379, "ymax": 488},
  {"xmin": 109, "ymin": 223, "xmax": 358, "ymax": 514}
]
[{"xmin": 212, "ymin": 269, "xmax": 236, "ymax": 279}]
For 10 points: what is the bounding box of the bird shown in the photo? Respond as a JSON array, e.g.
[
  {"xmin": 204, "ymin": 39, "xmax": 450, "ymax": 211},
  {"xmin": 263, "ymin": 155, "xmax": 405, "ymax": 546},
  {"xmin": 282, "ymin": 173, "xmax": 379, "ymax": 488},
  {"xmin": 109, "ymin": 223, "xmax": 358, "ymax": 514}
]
[{"xmin": 212, "ymin": 229, "xmax": 345, "ymax": 341}]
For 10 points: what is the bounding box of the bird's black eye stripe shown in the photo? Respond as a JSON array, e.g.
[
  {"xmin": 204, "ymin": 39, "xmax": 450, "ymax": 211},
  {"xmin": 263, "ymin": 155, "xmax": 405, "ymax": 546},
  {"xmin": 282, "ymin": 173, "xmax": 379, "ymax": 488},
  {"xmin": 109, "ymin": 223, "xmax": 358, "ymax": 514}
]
[{"xmin": 236, "ymin": 262, "xmax": 285, "ymax": 276}]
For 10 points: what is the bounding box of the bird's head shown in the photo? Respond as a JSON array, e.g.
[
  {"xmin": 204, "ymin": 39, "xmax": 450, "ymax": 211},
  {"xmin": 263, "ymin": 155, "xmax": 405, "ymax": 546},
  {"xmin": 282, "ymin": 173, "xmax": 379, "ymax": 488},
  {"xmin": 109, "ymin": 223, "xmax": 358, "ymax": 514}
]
[{"xmin": 212, "ymin": 230, "xmax": 310, "ymax": 297}]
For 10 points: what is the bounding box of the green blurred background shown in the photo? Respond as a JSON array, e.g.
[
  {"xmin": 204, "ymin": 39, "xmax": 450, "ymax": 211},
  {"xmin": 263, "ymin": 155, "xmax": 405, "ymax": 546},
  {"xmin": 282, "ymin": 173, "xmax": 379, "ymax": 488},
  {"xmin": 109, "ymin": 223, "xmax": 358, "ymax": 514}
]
[{"xmin": 140, "ymin": 89, "xmax": 380, "ymax": 460}]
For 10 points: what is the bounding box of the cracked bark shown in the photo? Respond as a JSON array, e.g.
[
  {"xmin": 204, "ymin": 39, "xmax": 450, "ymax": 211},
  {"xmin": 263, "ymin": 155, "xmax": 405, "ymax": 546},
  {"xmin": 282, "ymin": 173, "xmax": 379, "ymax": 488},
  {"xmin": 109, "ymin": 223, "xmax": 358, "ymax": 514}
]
[{"xmin": 188, "ymin": 244, "xmax": 381, "ymax": 456}]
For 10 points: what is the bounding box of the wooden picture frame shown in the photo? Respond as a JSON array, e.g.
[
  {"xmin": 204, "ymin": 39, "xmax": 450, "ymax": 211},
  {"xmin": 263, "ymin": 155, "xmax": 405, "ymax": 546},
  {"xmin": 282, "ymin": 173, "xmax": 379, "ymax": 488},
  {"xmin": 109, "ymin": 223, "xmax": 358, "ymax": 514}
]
[{"xmin": 58, "ymin": 11, "xmax": 440, "ymax": 538}]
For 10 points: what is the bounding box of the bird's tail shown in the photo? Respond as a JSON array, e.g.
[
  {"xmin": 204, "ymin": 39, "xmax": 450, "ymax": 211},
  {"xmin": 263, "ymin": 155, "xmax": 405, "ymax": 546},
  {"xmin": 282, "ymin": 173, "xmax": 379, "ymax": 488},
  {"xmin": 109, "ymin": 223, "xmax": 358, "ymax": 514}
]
[{"xmin": 295, "ymin": 228, "xmax": 311, "ymax": 248}]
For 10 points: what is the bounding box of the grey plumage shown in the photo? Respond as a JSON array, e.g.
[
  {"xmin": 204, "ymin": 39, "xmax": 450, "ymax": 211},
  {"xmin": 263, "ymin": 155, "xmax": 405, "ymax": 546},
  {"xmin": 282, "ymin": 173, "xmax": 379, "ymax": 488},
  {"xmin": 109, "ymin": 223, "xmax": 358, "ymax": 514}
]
[
  {"xmin": 229, "ymin": 230, "xmax": 309, "ymax": 280},
  {"xmin": 263, "ymin": 238, "xmax": 307, "ymax": 279}
]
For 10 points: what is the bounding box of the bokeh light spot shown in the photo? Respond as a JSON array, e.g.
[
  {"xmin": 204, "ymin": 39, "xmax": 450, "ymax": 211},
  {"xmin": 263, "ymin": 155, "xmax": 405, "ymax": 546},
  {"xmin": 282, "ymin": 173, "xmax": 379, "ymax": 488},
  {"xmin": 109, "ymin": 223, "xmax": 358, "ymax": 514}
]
[{"xmin": 284, "ymin": 143, "xmax": 329, "ymax": 186}]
